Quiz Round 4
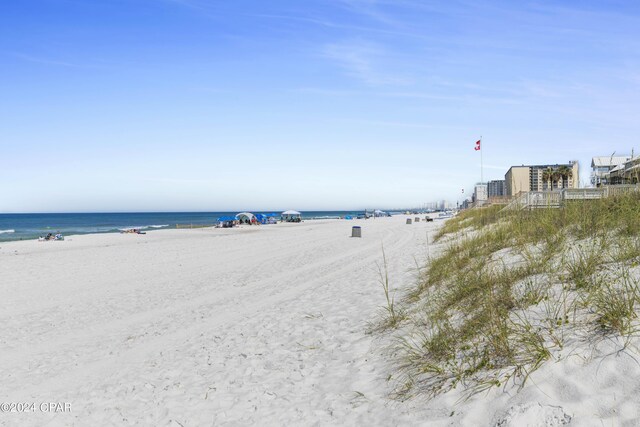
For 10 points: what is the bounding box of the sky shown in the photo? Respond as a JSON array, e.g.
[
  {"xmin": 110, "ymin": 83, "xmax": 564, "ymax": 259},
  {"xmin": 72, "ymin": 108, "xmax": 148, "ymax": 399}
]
[{"xmin": 1, "ymin": 0, "xmax": 640, "ymax": 212}]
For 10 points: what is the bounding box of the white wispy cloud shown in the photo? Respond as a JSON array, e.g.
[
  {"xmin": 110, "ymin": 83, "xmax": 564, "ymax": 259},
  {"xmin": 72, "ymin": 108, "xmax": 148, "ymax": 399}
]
[
  {"xmin": 250, "ymin": 13, "xmax": 426, "ymax": 39},
  {"xmin": 336, "ymin": 0, "xmax": 400, "ymax": 27},
  {"xmin": 14, "ymin": 53, "xmax": 86, "ymax": 68},
  {"xmin": 322, "ymin": 40, "xmax": 411, "ymax": 85}
]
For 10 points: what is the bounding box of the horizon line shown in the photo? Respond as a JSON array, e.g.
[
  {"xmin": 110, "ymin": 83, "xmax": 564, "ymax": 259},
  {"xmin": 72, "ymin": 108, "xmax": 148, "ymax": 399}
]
[{"xmin": 0, "ymin": 208, "xmax": 450, "ymax": 215}]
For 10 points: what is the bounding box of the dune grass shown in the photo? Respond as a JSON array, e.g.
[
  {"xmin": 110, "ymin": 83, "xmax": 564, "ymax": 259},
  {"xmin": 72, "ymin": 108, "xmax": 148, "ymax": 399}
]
[
  {"xmin": 389, "ymin": 192, "xmax": 640, "ymax": 399},
  {"xmin": 376, "ymin": 245, "xmax": 405, "ymax": 329}
]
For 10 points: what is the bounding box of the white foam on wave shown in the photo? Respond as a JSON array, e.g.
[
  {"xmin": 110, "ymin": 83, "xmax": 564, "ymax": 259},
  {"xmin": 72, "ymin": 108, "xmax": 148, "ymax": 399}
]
[{"xmin": 0, "ymin": 229, "xmax": 15, "ymax": 234}]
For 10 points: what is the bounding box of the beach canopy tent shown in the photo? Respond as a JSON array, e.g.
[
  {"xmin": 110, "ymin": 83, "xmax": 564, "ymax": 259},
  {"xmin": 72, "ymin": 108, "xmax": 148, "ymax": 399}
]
[
  {"xmin": 265, "ymin": 213, "xmax": 278, "ymax": 224},
  {"xmin": 281, "ymin": 210, "xmax": 302, "ymax": 222},
  {"xmin": 256, "ymin": 213, "xmax": 278, "ymax": 224},
  {"xmin": 217, "ymin": 216, "xmax": 236, "ymax": 228},
  {"xmin": 256, "ymin": 213, "xmax": 279, "ymax": 224},
  {"xmin": 235, "ymin": 212, "xmax": 256, "ymax": 223}
]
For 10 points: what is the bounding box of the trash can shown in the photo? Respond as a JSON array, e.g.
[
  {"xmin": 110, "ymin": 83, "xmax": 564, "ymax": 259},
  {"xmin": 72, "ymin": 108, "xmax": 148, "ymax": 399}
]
[
  {"xmin": 406, "ymin": 219, "xmax": 412, "ymax": 225},
  {"xmin": 352, "ymin": 226, "xmax": 362, "ymax": 237},
  {"xmin": 415, "ymin": 217, "xmax": 420, "ymax": 222}
]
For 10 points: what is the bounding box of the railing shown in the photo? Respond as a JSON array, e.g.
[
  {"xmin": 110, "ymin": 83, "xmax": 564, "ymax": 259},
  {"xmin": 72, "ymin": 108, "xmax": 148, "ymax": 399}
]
[
  {"xmin": 605, "ymin": 185, "xmax": 640, "ymax": 197},
  {"xmin": 524, "ymin": 191, "xmax": 562, "ymax": 208},
  {"xmin": 487, "ymin": 196, "xmax": 512, "ymax": 205},
  {"xmin": 563, "ymin": 188, "xmax": 605, "ymax": 200},
  {"xmin": 503, "ymin": 191, "xmax": 561, "ymax": 210},
  {"xmin": 503, "ymin": 184, "xmax": 640, "ymax": 211}
]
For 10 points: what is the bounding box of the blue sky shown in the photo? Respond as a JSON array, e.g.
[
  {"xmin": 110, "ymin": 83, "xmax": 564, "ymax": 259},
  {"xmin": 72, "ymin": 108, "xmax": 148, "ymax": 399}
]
[{"xmin": 1, "ymin": 0, "xmax": 639, "ymax": 212}]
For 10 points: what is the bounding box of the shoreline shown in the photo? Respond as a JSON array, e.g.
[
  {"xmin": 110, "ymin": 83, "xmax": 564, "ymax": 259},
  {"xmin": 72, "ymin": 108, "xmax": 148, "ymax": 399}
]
[
  {"xmin": 0, "ymin": 212, "xmax": 421, "ymax": 243},
  {"xmin": 0, "ymin": 217, "xmax": 381, "ymax": 245}
]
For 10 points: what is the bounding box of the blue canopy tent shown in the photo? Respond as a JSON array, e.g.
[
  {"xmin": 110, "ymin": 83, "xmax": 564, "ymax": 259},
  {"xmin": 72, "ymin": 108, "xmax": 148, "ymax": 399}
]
[
  {"xmin": 217, "ymin": 216, "xmax": 236, "ymax": 228},
  {"xmin": 256, "ymin": 213, "xmax": 278, "ymax": 224}
]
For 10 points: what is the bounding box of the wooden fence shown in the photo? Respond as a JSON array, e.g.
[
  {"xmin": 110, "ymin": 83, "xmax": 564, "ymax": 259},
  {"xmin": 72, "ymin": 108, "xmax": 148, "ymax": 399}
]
[{"xmin": 503, "ymin": 185, "xmax": 640, "ymax": 211}]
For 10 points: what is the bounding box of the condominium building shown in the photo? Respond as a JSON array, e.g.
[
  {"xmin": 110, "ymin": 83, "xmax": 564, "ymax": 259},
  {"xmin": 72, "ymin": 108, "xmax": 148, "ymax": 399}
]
[
  {"xmin": 487, "ymin": 180, "xmax": 505, "ymax": 197},
  {"xmin": 591, "ymin": 156, "xmax": 631, "ymax": 186},
  {"xmin": 473, "ymin": 183, "xmax": 488, "ymax": 206},
  {"xmin": 505, "ymin": 162, "xmax": 579, "ymax": 196},
  {"xmin": 608, "ymin": 156, "xmax": 640, "ymax": 184}
]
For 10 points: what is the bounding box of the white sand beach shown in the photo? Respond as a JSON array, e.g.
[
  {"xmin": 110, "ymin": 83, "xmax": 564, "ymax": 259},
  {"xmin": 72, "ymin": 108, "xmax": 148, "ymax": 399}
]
[
  {"xmin": 2, "ymin": 216, "xmax": 638, "ymax": 426},
  {"xmin": 0, "ymin": 216, "xmax": 434, "ymax": 426}
]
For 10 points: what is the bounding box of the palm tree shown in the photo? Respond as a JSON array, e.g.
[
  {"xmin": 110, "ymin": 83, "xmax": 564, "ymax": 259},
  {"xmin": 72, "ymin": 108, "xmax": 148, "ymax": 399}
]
[
  {"xmin": 542, "ymin": 167, "xmax": 554, "ymax": 190},
  {"xmin": 553, "ymin": 169, "xmax": 563, "ymax": 189},
  {"xmin": 557, "ymin": 165, "xmax": 573, "ymax": 188}
]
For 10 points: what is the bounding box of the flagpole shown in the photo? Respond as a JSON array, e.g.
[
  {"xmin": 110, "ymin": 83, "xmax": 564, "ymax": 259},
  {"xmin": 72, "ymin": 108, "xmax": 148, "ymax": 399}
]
[{"xmin": 480, "ymin": 136, "xmax": 483, "ymax": 184}]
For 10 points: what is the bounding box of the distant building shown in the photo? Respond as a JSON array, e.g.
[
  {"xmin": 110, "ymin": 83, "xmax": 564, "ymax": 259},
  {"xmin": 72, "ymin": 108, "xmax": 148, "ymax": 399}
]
[
  {"xmin": 608, "ymin": 156, "xmax": 640, "ymax": 184},
  {"xmin": 591, "ymin": 156, "xmax": 631, "ymax": 186},
  {"xmin": 505, "ymin": 162, "xmax": 579, "ymax": 196},
  {"xmin": 487, "ymin": 180, "xmax": 505, "ymax": 197},
  {"xmin": 474, "ymin": 183, "xmax": 488, "ymax": 206},
  {"xmin": 505, "ymin": 167, "xmax": 529, "ymax": 196}
]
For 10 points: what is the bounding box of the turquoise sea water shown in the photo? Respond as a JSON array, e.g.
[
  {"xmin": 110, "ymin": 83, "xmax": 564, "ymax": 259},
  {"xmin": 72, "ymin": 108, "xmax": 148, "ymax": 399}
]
[{"xmin": 0, "ymin": 211, "xmax": 371, "ymax": 242}]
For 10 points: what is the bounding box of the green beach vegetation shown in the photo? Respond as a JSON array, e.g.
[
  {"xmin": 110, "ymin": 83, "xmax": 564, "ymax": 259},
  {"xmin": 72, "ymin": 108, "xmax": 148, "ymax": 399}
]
[{"xmin": 382, "ymin": 192, "xmax": 640, "ymax": 400}]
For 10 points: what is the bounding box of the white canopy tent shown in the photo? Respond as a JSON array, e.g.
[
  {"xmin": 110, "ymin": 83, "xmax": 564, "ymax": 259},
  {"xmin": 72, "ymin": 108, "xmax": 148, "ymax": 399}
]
[
  {"xmin": 235, "ymin": 212, "xmax": 256, "ymax": 223},
  {"xmin": 281, "ymin": 210, "xmax": 302, "ymax": 222}
]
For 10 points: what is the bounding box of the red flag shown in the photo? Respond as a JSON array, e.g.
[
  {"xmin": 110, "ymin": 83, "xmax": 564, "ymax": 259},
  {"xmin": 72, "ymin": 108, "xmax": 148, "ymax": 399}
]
[{"xmin": 474, "ymin": 140, "xmax": 481, "ymax": 151}]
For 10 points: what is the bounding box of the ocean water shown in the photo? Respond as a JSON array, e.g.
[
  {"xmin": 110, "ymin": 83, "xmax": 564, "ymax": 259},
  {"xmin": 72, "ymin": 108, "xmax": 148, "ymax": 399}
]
[{"xmin": 0, "ymin": 211, "xmax": 369, "ymax": 242}]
